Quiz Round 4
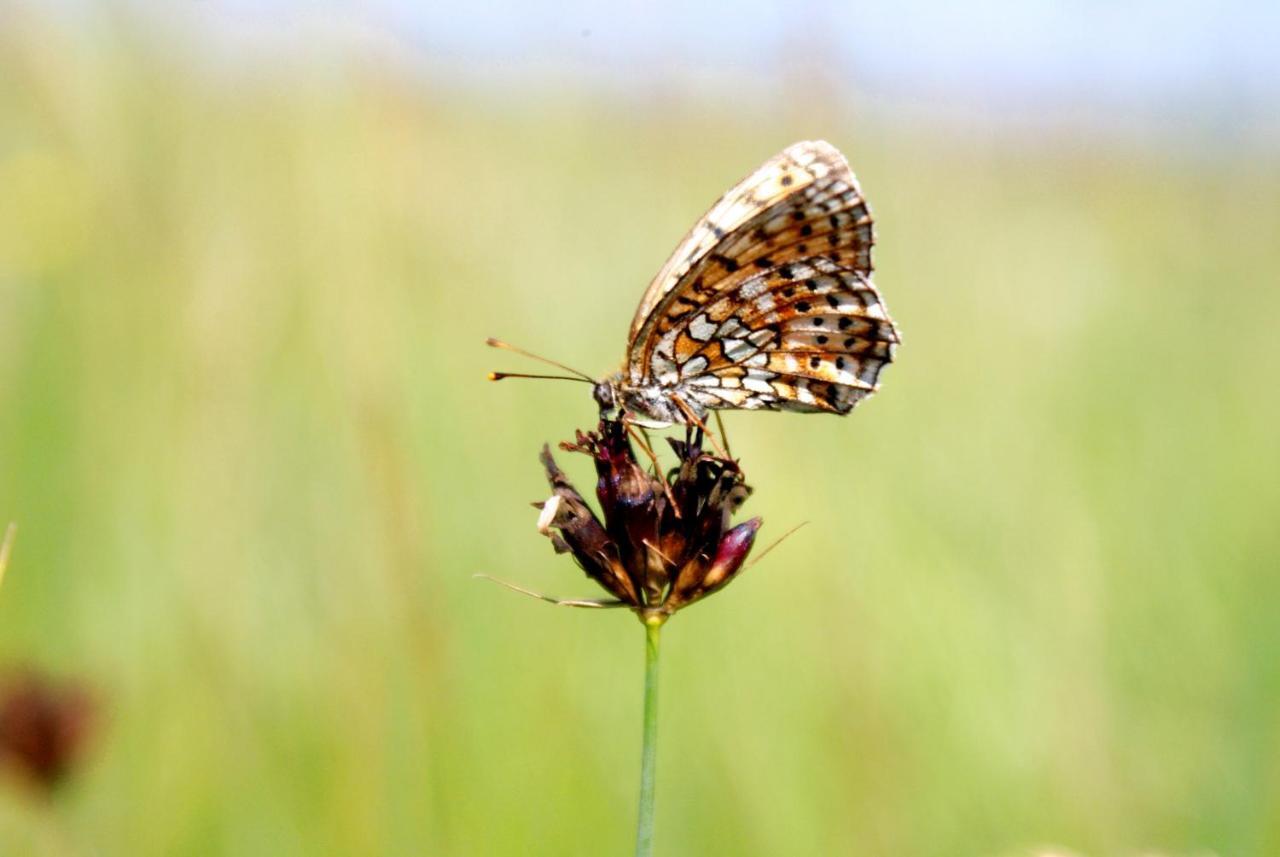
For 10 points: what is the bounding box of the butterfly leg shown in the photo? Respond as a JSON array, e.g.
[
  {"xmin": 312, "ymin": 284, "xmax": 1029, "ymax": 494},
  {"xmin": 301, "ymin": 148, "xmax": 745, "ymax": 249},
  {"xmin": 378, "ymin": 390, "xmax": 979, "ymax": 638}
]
[
  {"xmin": 671, "ymin": 395, "xmax": 731, "ymax": 460},
  {"xmin": 683, "ymin": 422, "xmax": 703, "ymax": 456},
  {"xmin": 638, "ymin": 426, "xmax": 660, "ymax": 476},
  {"xmin": 623, "ymin": 418, "xmax": 682, "ymax": 517},
  {"xmin": 624, "ymin": 419, "xmax": 663, "ymax": 473},
  {"xmin": 713, "ymin": 410, "xmax": 734, "ymax": 460}
]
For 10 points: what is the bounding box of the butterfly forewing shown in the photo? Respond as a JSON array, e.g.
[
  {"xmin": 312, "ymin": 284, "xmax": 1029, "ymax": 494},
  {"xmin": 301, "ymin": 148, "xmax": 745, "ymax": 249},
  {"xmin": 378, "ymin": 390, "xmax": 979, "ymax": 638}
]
[
  {"xmin": 622, "ymin": 140, "xmax": 897, "ymax": 418},
  {"xmin": 629, "ymin": 144, "xmax": 828, "ymax": 341}
]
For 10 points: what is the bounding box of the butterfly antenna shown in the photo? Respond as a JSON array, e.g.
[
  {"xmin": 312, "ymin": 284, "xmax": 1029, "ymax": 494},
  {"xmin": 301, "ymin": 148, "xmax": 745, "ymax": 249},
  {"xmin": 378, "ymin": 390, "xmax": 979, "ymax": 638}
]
[
  {"xmin": 488, "ymin": 372, "xmax": 593, "ymax": 383},
  {"xmin": 485, "ymin": 338, "xmax": 595, "ymax": 382}
]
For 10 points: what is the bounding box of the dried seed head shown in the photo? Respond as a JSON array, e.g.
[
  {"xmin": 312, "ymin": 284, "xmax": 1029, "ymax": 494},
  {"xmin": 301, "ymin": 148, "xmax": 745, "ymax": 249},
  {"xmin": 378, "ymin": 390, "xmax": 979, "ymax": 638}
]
[{"xmin": 533, "ymin": 420, "xmax": 761, "ymax": 622}]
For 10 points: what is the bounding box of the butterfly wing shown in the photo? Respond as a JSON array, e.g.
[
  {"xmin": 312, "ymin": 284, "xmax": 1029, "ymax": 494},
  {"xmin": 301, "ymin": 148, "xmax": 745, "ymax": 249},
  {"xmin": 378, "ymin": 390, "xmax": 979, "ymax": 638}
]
[
  {"xmin": 625, "ymin": 140, "xmax": 897, "ymax": 415},
  {"xmin": 665, "ymin": 257, "xmax": 899, "ymax": 415}
]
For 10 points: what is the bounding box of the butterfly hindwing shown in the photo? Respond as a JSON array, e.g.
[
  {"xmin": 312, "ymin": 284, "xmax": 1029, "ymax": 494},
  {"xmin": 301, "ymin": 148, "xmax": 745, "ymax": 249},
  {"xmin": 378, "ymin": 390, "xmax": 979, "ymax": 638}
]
[{"xmin": 657, "ymin": 257, "xmax": 899, "ymax": 415}]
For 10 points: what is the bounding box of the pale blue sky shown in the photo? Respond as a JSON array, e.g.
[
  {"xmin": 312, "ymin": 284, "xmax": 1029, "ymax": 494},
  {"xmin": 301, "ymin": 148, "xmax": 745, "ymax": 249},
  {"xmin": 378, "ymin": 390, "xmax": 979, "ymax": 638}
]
[{"xmin": 73, "ymin": 1, "xmax": 1280, "ymax": 137}]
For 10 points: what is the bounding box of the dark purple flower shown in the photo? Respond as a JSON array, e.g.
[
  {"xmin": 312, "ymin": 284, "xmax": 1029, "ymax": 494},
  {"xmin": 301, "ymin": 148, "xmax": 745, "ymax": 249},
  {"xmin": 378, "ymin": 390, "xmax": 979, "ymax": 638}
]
[{"xmin": 535, "ymin": 420, "xmax": 761, "ymax": 624}]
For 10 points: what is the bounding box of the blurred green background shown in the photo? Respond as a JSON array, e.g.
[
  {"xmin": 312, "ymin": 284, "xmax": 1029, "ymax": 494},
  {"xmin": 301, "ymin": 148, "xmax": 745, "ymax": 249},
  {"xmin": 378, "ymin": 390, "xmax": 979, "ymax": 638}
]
[{"xmin": 1, "ymin": 3, "xmax": 1279, "ymax": 855}]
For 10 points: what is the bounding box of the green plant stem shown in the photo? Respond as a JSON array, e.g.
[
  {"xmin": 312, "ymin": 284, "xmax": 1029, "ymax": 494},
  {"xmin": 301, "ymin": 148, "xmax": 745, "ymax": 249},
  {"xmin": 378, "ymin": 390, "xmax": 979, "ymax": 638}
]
[{"xmin": 634, "ymin": 618, "xmax": 663, "ymax": 857}]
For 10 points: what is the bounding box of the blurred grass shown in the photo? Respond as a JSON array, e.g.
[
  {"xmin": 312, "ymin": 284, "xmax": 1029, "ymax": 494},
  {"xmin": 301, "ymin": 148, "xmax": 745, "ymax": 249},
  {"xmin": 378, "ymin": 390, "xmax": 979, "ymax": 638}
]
[{"xmin": 2, "ymin": 9, "xmax": 1280, "ymax": 856}]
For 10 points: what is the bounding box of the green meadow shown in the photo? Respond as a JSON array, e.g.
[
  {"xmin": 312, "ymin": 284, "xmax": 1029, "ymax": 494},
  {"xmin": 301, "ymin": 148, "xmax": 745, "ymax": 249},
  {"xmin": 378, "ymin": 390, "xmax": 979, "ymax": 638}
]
[{"xmin": 1, "ymin": 14, "xmax": 1279, "ymax": 856}]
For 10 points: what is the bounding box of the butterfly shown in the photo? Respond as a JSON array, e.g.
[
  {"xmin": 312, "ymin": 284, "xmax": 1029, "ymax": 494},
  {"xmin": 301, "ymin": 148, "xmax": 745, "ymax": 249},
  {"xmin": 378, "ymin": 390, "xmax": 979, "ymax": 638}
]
[{"xmin": 491, "ymin": 140, "xmax": 900, "ymax": 429}]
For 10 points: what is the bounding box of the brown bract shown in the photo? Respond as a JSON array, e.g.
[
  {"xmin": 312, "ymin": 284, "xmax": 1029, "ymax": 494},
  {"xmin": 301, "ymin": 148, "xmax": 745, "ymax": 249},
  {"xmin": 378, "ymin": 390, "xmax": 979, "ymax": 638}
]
[{"xmin": 536, "ymin": 420, "xmax": 761, "ymax": 624}]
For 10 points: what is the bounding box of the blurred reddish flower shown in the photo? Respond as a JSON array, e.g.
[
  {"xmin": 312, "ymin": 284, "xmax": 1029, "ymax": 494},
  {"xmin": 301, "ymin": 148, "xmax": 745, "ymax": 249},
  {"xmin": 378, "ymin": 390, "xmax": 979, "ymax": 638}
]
[{"xmin": 0, "ymin": 670, "xmax": 95, "ymax": 791}]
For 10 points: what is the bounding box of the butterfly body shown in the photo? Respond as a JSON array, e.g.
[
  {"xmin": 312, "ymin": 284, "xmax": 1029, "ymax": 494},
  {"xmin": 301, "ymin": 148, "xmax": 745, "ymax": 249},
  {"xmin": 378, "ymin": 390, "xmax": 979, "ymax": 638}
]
[
  {"xmin": 593, "ymin": 376, "xmax": 690, "ymax": 428},
  {"xmin": 605, "ymin": 140, "xmax": 900, "ymax": 427}
]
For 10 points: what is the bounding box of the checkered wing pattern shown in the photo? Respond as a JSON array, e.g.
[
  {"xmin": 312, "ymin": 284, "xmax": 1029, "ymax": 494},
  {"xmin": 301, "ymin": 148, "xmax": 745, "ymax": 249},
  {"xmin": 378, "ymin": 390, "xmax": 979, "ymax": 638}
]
[{"xmin": 622, "ymin": 140, "xmax": 899, "ymax": 416}]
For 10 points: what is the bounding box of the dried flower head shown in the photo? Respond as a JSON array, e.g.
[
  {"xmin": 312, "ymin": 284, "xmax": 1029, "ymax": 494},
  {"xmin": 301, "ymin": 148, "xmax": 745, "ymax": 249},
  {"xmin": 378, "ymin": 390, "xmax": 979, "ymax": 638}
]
[{"xmin": 533, "ymin": 420, "xmax": 761, "ymax": 625}]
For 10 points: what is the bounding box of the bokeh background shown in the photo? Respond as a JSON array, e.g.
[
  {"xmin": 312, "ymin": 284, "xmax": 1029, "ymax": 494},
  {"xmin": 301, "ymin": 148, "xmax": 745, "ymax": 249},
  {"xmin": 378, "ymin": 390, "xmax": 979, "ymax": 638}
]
[{"xmin": 1, "ymin": 1, "xmax": 1279, "ymax": 854}]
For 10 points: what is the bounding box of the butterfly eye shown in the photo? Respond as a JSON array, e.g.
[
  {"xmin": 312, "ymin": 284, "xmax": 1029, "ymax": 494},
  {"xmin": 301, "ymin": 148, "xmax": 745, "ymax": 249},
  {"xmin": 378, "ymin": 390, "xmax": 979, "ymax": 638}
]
[{"xmin": 592, "ymin": 383, "xmax": 616, "ymax": 412}]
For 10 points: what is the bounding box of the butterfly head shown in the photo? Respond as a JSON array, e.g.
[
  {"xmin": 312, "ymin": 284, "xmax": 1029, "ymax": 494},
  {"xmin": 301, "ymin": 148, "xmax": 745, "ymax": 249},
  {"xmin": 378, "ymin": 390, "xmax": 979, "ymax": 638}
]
[{"xmin": 592, "ymin": 378, "xmax": 622, "ymax": 420}]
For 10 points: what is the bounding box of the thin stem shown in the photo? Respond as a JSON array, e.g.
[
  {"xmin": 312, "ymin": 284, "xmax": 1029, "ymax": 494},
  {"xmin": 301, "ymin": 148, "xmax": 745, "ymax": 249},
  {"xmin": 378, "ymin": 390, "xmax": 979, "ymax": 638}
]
[
  {"xmin": 634, "ymin": 618, "xmax": 663, "ymax": 857},
  {"xmin": 0, "ymin": 522, "xmax": 15, "ymax": 590}
]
